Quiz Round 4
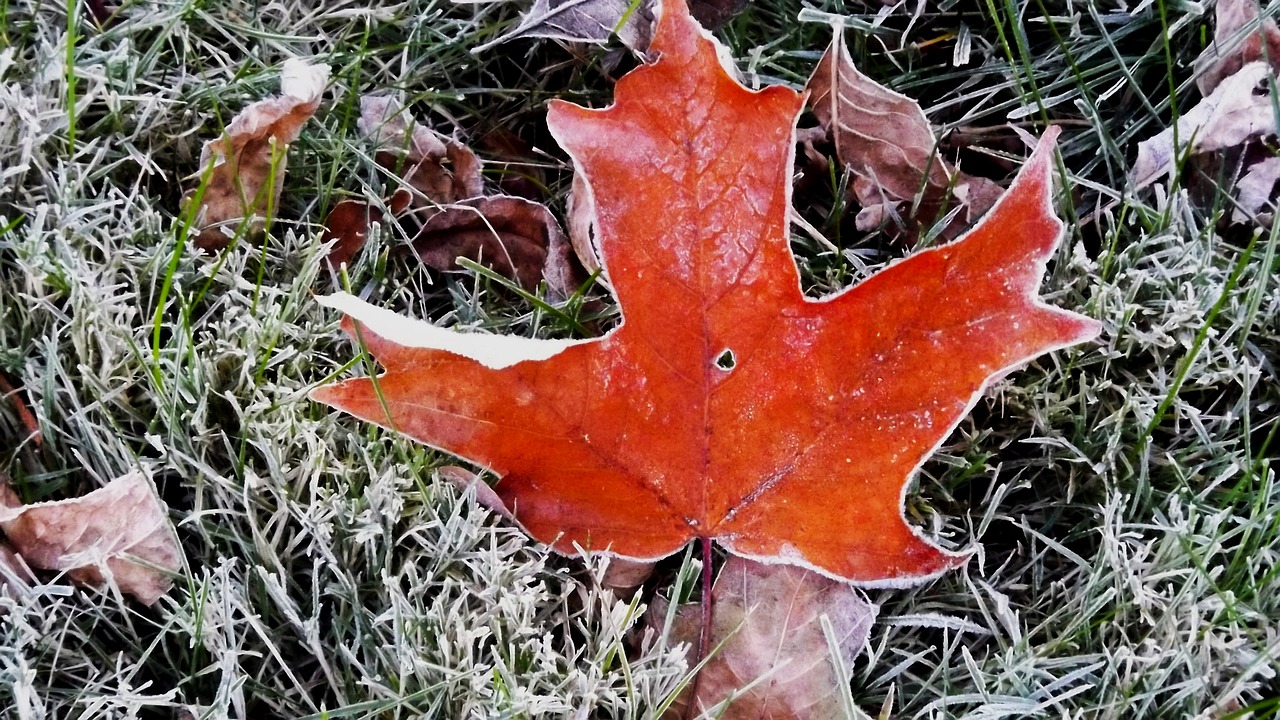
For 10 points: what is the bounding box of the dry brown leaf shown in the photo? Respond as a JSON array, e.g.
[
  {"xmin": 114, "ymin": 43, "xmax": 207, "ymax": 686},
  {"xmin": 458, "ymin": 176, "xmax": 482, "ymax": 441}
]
[
  {"xmin": 319, "ymin": 190, "xmax": 412, "ymax": 270},
  {"xmin": 185, "ymin": 59, "xmax": 330, "ymax": 252},
  {"xmin": 1132, "ymin": 61, "xmax": 1277, "ymax": 189},
  {"xmin": 1194, "ymin": 0, "xmax": 1280, "ymax": 95},
  {"xmin": 321, "ymin": 199, "xmax": 386, "ymax": 270},
  {"xmin": 655, "ymin": 556, "xmax": 877, "ymax": 719},
  {"xmin": 0, "ymin": 472, "xmax": 182, "ymax": 605},
  {"xmin": 359, "ymin": 96, "xmax": 484, "ymax": 207},
  {"xmin": 0, "ymin": 540, "xmax": 34, "ymax": 596},
  {"xmin": 806, "ymin": 25, "xmax": 1003, "ymax": 236},
  {"xmin": 410, "ymin": 195, "xmax": 580, "ymax": 298}
]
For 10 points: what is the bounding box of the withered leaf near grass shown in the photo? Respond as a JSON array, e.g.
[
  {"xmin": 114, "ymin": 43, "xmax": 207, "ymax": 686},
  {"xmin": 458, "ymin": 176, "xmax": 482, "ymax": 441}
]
[
  {"xmin": 436, "ymin": 465, "xmax": 514, "ymax": 521},
  {"xmin": 359, "ymin": 95, "xmax": 484, "ymax": 206},
  {"xmin": 0, "ymin": 472, "xmax": 182, "ymax": 605},
  {"xmin": 473, "ymin": 0, "xmax": 748, "ymax": 52},
  {"xmin": 476, "ymin": 0, "xmax": 656, "ymax": 53},
  {"xmin": 186, "ymin": 59, "xmax": 330, "ymax": 252},
  {"xmin": 411, "ymin": 195, "xmax": 580, "ymax": 299},
  {"xmin": 0, "ymin": 372, "xmax": 40, "ymax": 447},
  {"xmin": 1132, "ymin": 62, "xmax": 1277, "ymax": 189},
  {"xmin": 1194, "ymin": 0, "xmax": 1280, "ymax": 95},
  {"xmin": 653, "ymin": 556, "xmax": 876, "ymax": 719},
  {"xmin": 806, "ymin": 26, "xmax": 1003, "ymax": 237}
]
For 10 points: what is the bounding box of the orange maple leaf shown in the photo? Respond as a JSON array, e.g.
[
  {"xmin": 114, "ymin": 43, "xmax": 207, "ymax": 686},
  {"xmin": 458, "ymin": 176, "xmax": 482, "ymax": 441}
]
[{"xmin": 312, "ymin": 0, "xmax": 1100, "ymax": 585}]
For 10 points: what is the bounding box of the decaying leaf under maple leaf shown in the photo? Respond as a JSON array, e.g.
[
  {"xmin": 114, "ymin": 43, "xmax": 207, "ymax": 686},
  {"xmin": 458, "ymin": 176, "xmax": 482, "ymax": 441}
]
[
  {"xmin": 313, "ymin": 0, "xmax": 1099, "ymax": 585},
  {"xmin": 185, "ymin": 59, "xmax": 329, "ymax": 252},
  {"xmin": 654, "ymin": 555, "xmax": 876, "ymax": 719},
  {"xmin": 806, "ymin": 26, "xmax": 1003, "ymax": 235},
  {"xmin": 0, "ymin": 472, "xmax": 181, "ymax": 605}
]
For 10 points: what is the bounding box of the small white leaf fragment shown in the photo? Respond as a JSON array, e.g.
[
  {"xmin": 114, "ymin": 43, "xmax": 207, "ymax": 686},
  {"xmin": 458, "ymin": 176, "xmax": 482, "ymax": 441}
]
[
  {"xmin": 0, "ymin": 471, "xmax": 182, "ymax": 605},
  {"xmin": 315, "ymin": 292, "xmax": 588, "ymax": 370},
  {"xmin": 474, "ymin": 0, "xmax": 656, "ymax": 53}
]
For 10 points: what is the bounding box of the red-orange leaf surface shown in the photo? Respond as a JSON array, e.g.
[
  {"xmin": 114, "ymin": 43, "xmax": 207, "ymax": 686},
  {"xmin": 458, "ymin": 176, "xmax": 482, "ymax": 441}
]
[{"xmin": 312, "ymin": 0, "xmax": 1100, "ymax": 585}]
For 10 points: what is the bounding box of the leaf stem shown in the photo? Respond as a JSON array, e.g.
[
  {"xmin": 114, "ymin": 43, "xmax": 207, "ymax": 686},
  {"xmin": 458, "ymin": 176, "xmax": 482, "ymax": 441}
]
[{"xmin": 684, "ymin": 536, "xmax": 714, "ymax": 720}]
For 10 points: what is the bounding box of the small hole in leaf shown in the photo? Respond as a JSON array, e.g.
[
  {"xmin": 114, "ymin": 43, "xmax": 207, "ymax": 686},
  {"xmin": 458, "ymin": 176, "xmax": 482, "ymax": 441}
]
[{"xmin": 715, "ymin": 349, "xmax": 736, "ymax": 371}]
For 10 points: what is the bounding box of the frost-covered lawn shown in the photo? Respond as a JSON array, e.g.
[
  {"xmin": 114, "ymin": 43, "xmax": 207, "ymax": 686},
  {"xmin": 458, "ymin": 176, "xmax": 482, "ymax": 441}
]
[{"xmin": 0, "ymin": 0, "xmax": 1277, "ymax": 717}]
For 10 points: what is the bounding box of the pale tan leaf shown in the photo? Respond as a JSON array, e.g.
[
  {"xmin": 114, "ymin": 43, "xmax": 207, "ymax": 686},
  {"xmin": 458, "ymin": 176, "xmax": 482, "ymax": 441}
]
[
  {"xmin": 0, "ymin": 472, "xmax": 182, "ymax": 605},
  {"xmin": 658, "ymin": 556, "xmax": 877, "ymax": 719},
  {"xmin": 1232, "ymin": 154, "xmax": 1280, "ymax": 224},
  {"xmin": 185, "ymin": 59, "xmax": 330, "ymax": 252},
  {"xmin": 806, "ymin": 25, "xmax": 1003, "ymax": 237},
  {"xmin": 0, "ymin": 540, "xmax": 34, "ymax": 596},
  {"xmin": 599, "ymin": 557, "xmax": 654, "ymax": 596},
  {"xmin": 1132, "ymin": 62, "xmax": 1278, "ymax": 188}
]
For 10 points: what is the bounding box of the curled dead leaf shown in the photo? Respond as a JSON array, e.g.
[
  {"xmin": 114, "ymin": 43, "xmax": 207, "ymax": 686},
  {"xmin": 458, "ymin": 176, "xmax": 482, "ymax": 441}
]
[
  {"xmin": 0, "ymin": 540, "xmax": 34, "ymax": 597},
  {"xmin": 653, "ymin": 556, "xmax": 877, "ymax": 719},
  {"xmin": 0, "ymin": 472, "xmax": 182, "ymax": 605},
  {"xmin": 566, "ymin": 169, "xmax": 603, "ymax": 276},
  {"xmin": 321, "ymin": 199, "xmax": 386, "ymax": 270},
  {"xmin": 599, "ymin": 556, "xmax": 655, "ymax": 596},
  {"xmin": 410, "ymin": 195, "xmax": 581, "ymax": 299},
  {"xmin": 436, "ymin": 465, "xmax": 514, "ymax": 521},
  {"xmin": 477, "ymin": 0, "xmax": 656, "ymax": 53},
  {"xmin": 806, "ymin": 25, "xmax": 1003, "ymax": 237},
  {"xmin": 359, "ymin": 96, "xmax": 484, "ymax": 206},
  {"xmin": 185, "ymin": 59, "xmax": 330, "ymax": 252}
]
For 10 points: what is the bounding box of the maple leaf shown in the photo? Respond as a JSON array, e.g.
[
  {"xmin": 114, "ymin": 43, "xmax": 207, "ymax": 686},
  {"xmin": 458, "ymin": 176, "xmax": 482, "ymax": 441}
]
[{"xmin": 313, "ymin": 0, "xmax": 1100, "ymax": 584}]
